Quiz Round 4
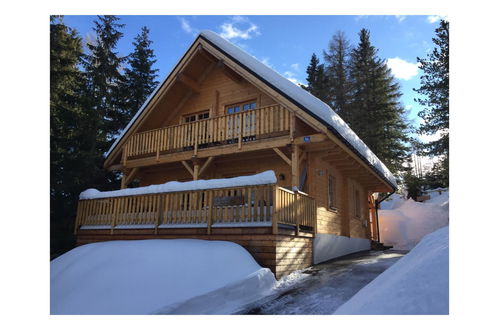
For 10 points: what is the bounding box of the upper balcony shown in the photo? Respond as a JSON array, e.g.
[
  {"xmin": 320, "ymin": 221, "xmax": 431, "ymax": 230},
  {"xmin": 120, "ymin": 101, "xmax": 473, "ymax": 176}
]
[{"xmin": 121, "ymin": 104, "xmax": 293, "ymax": 168}]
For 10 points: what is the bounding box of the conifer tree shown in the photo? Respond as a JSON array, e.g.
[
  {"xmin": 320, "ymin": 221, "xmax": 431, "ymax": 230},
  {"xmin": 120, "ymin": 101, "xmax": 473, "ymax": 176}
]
[
  {"xmin": 302, "ymin": 53, "xmax": 330, "ymax": 104},
  {"xmin": 122, "ymin": 26, "xmax": 159, "ymax": 123},
  {"xmin": 347, "ymin": 28, "xmax": 411, "ymax": 173},
  {"xmin": 323, "ymin": 31, "xmax": 351, "ymax": 114},
  {"xmin": 83, "ymin": 15, "xmax": 126, "ymax": 143},
  {"xmin": 50, "ymin": 15, "xmax": 86, "ymax": 255},
  {"xmin": 414, "ymin": 20, "xmax": 449, "ymax": 185}
]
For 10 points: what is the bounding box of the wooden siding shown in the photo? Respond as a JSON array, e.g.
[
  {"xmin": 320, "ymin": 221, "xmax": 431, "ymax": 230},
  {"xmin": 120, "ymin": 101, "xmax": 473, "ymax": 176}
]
[{"xmin": 76, "ymin": 228, "xmax": 313, "ymax": 279}]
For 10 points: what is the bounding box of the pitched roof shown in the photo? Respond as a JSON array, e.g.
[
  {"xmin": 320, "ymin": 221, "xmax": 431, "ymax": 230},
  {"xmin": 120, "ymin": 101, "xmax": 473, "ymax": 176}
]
[{"xmin": 106, "ymin": 30, "xmax": 397, "ymax": 189}]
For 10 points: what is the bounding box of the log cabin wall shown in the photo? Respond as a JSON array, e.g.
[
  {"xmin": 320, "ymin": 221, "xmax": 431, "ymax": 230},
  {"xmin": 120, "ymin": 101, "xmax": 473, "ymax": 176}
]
[
  {"xmin": 163, "ymin": 66, "xmax": 276, "ymax": 128},
  {"xmin": 307, "ymin": 151, "xmax": 345, "ymax": 236}
]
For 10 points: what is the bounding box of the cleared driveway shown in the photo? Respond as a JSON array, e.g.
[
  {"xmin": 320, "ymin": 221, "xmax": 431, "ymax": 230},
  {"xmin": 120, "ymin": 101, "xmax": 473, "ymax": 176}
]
[{"xmin": 236, "ymin": 249, "xmax": 406, "ymax": 315}]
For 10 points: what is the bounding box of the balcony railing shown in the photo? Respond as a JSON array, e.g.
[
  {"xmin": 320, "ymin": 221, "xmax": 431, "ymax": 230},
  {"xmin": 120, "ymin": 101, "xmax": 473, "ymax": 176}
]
[
  {"xmin": 123, "ymin": 104, "xmax": 291, "ymax": 162},
  {"xmin": 75, "ymin": 183, "xmax": 316, "ymax": 235}
]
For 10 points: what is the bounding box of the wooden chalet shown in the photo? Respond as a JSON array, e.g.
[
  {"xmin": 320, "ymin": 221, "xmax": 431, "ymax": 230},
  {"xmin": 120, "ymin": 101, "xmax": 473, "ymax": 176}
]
[{"xmin": 74, "ymin": 30, "xmax": 397, "ymax": 278}]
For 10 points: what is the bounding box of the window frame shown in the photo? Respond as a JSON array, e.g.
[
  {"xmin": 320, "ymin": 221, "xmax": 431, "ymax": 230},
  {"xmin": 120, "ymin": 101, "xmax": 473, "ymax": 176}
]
[
  {"xmin": 354, "ymin": 188, "xmax": 361, "ymax": 219},
  {"xmin": 224, "ymin": 99, "xmax": 257, "ymax": 114},
  {"xmin": 327, "ymin": 174, "xmax": 338, "ymax": 211},
  {"xmin": 182, "ymin": 110, "xmax": 210, "ymax": 123}
]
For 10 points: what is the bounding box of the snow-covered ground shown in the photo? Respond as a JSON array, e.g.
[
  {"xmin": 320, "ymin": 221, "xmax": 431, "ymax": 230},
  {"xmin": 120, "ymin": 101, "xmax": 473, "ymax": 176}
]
[
  {"xmin": 334, "ymin": 226, "xmax": 449, "ymax": 314},
  {"xmin": 50, "ymin": 239, "xmax": 275, "ymax": 314},
  {"xmin": 379, "ymin": 190, "xmax": 449, "ymax": 249}
]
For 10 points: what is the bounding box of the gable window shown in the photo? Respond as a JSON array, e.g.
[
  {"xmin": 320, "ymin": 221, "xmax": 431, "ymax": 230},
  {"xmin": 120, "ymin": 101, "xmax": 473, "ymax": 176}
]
[
  {"xmin": 354, "ymin": 189, "xmax": 361, "ymax": 218},
  {"xmin": 328, "ymin": 175, "xmax": 337, "ymax": 210},
  {"xmin": 225, "ymin": 100, "xmax": 257, "ymax": 114},
  {"xmin": 183, "ymin": 110, "xmax": 209, "ymax": 123}
]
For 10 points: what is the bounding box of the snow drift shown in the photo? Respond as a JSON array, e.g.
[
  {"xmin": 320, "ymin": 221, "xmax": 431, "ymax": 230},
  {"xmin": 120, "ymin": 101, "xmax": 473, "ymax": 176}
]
[
  {"xmin": 79, "ymin": 170, "xmax": 276, "ymax": 200},
  {"xmin": 334, "ymin": 226, "xmax": 449, "ymax": 314},
  {"xmin": 50, "ymin": 239, "xmax": 276, "ymax": 314},
  {"xmin": 379, "ymin": 191, "xmax": 449, "ymax": 250}
]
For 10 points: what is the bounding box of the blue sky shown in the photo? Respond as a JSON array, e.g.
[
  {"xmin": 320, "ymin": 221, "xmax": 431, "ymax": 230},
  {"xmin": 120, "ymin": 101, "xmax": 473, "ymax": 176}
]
[{"xmin": 63, "ymin": 15, "xmax": 444, "ymax": 133}]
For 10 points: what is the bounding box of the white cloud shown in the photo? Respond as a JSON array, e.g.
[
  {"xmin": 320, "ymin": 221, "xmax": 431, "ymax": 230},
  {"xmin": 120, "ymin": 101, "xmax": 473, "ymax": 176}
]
[
  {"xmin": 179, "ymin": 17, "xmax": 197, "ymax": 36},
  {"xmin": 354, "ymin": 15, "xmax": 368, "ymax": 21},
  {"xmin": 427, "ymin": 15, "xmax": 448, "ymax": 23},
  {"xmin": 290, "ymin": 63, "xmax": 300, "ymax": 71},
  {"xmin": 283, "ymin": 71, "xmax": 303, "ymax": 86},
  {"xmin": 260, "ymin": 57, "xmax": 273, "ymax": 68},
  {"xmin": 386, "ymin": 57, "xmax": 420, "ymax": 80},
  {"xmin": 395, "ymin": 15, "xmax": 406, "ymax": 23},
  {"xmin": 219, "ymin": 16, "xmax": 260, "ymax": 40}
]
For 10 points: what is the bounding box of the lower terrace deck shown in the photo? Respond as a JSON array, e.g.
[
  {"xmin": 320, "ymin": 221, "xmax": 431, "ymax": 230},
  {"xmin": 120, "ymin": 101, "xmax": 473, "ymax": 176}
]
[{"xmin": 75, "ymin": 182, "xmax": 317, "ymax": 277}]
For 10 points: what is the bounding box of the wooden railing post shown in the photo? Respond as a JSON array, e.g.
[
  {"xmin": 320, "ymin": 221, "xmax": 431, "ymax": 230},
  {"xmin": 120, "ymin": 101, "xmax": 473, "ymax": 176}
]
[
  {"xmin": 207, "ymin": 190, "xmax": 213, "ymax": 235},
  {"xmin": 272, "ymin": 185, "xmax": 278, "ymax": 235},
  {"xmin": 155, "ymin": 194, "xmax": 164, "ymax": 234},
  {"xmin": 111, "ymin": 198, "xmax": 120, "ymax": 235},
  {"xmin": 294, "ymin": 190, "xmax": 299, "ymax": 236}
]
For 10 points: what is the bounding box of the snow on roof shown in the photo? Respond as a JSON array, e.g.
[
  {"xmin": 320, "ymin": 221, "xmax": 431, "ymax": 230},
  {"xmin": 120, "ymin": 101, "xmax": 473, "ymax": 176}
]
[
  {"xmin": 105, "ymin": 30, "xmax": 397, "ymax": 188},
  {"xmin": 200, "ymin": 30, "xmax": 396, "ymax": 188},
  {"xmin": 79, "ymin": 170, "xmax": 277, "ymax": 200}
]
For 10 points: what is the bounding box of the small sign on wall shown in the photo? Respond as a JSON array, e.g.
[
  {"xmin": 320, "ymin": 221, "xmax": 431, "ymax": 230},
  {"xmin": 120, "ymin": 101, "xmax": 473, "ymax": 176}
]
[{"xmin": 303, "ymin": 136, "xmax": 311, "ymax": 143}]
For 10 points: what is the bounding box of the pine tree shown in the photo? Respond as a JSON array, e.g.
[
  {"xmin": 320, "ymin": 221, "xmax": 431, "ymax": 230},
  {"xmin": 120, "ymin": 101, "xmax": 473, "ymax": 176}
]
[
  {"xmin": 323, "ymin": 31, "xmax": 351, "ymax": 114},
  {"xmin": 83, "ymin": 15, "xmax": 126, "ymax": 143},
  {"xmin": 50, "ymin": 15, "xmax": 87, "ymax": 255},
  {"xmin": 414, "ymin": 20, "xmax": 449, "ymax": 186},
  {"xmin": 122, "ymin": 26, "xmax": 159, "ymax": 123},
  {"xmin": 302, "ymin": 53, "xmax": 330, "ymax": 103},
  {"xmin": 347, "ymin": 28, "xmax": 411, "ymax": 173}
]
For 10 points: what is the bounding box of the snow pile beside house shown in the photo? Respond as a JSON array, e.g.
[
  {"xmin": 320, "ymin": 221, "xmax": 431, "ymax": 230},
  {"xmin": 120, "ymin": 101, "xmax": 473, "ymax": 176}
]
[
  {"xmin": 50, "ymin": 239, "xmax": 276, "ymax": 314},
  {"xmin": 334, "ymin": 226, "xmax": 449, "ymax": 314},
  {"xmin": 378, "ymin": 191, "xmax": 449, "ymax": 250},
  {"xmin": 79, "ymin": 170, "xmax": 276, "ymax": 200}
]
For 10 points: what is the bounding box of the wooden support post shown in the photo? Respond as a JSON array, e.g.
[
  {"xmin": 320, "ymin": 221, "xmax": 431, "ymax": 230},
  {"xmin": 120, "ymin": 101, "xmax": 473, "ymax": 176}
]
[
  {"xmin": 192, "ymin": 157, "xmax": 201, "ymax": 180},
  {"xmin": 156, "ymin": 195, "xmax": 165, "ymax": 234},
  {"xmin": 294, "ymin": 191, "xmax": 299, "ymax": 236},
  {"xmin": 121, "ymin": 171, "xmax": 128, "ymax": 189},
  {"xmin": 272, "ymin": 185, "xmax": 278, "ymax": 235},
  {"xmin": 207, "ymin": 190, "xmax": 213, "ymax": 235},
  {"xmin": 291, "ymin": 144, "xmax": 300, "ymax": 189},
  {"xmin": 290, "ymin": 112, "xmax": 295, "ymax": 142}
]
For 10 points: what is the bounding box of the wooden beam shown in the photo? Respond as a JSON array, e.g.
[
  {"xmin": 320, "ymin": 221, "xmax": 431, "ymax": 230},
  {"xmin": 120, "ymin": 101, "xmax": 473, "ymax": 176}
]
[
  {"xmin": 299, "ymin": 150, "xmax": 307, "ymax": 164},
  {"xmin": 198, "ymin": 156, "xmax": 215, "ymax": 178},
  {"xmin": 273, "ymin": 148, "xmax": 291, "ymax": 166},
  {"xmin": 181, "ymin": 161, "xmax": 194, "ymax": 176},
  {"xmin": 124, "ymin": 168, "xmax": 139, "ymax": 187},
  {"xmin": 176, "ymin": 72, "xmax": 201, "ymax": 93},
  {"xmin": 124, "ymin": 134, "xmax": 293, "ymax": 169},
  {"xmin": 292, "ymin": 133, "xmax": 327, "ymax": 145}
]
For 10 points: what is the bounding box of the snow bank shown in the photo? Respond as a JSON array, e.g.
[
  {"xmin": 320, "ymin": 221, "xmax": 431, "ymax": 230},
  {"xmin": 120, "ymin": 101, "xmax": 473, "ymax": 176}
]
[
  {"xmin": 50, "ymin": 239, "xmax": 276, "ymax": 314},
  {"xmin": 379, "ymin": 192, "xmax": 449, "ymax": 250},
  {"xmin": 334, "ymin": 226, "xmax": 449, "ymax": 314},
  {"xmin": 79, "ymin": 170, "xmax": 276, "ymax": 200},
  {"xmin": 379, "ymin": 193, "xmax": 406, "ymax": 210}
]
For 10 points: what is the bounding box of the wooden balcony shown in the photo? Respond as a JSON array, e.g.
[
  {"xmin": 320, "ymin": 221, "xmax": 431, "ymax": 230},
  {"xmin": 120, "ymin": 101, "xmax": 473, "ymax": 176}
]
[
  {"xmin": 75, "ymin": 183, "xmax": 316, "ymax": 235},
  {"xmin": 122, "ymin": 104, "xmax": 292, "ymax": 165}
]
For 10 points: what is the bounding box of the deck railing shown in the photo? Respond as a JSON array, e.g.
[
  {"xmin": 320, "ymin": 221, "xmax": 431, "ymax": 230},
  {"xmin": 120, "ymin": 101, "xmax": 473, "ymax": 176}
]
[
  {"xmin": 75, "ymin": 184, "xmax": 316, "ymax": 234},
  {"xmin": 123, "ymin": 104, "xmax": 291, "ymax": 162}
]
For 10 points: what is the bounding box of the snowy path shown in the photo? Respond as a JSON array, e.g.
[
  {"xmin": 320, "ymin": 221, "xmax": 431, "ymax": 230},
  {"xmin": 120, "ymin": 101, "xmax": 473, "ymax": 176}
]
[{"xmin": 235, "ymin": 250, "xmax": 406, "ymax": 315}]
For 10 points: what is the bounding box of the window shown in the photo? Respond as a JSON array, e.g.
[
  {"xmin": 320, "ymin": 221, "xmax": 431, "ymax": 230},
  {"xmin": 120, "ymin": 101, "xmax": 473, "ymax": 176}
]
[
  {"xmin": 183, "ymin": 110, "xmax": 209, "ymax": 123},
  {"xmin": 328, "ymin": 175, "xmax": 337, "ymax": 210},
  {"xmin": 225, "ymin": 100, "xmax": 257, "ymax": 114},
  {"xmin": 354, "ymin": 189, "xmax": 361, "ymax": 218}
]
